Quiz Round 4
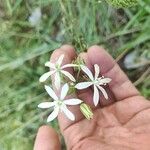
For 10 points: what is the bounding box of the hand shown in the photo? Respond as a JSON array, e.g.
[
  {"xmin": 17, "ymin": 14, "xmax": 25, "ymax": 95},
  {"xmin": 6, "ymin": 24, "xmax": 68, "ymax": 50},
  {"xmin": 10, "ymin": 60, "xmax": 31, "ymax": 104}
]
[{"xmin": 34, "ymin": 45, "xmax": 150, "ymax": 150}]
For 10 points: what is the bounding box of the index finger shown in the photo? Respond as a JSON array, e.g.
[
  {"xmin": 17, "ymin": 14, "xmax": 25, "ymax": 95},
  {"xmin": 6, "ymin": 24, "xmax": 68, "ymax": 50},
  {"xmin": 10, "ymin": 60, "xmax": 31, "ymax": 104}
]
[{"xmin": 50, "ymin": 45, "xmax": 84, "ymax": 133}]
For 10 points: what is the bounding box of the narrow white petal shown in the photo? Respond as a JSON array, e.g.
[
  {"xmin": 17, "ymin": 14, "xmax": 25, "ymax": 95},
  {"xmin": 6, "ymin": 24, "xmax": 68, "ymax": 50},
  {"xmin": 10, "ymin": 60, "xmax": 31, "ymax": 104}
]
[
  {"xmin": 47, "ymin": 107, "xmax": 59, "ymax": 122},
  {"xmin": 60, "ymin": 83, "xmax": 69, "ymax": 100},
  {"xmin": 94, "ymin": 64, "xmax": 100, "ymax": 79},
  {"xmin": 61, "ymin": 105, "xmax": 75, "ymax": 121},
  {"xmin": 54, "ymin": 72, "xmax": 61, "ymax": 89},
  {"xmin": 38, "ymin": 102, "xmax": 55, "ymax": 108},
  {"xmin": 98, "ymin": 78, "xmax": 112, "ymax": 85},
  {"xmin": 103, "ymin": 78, "xmax": 112, "ymax": 83},
  {"xmin": 45, "ymin": 85, "xmax": 58, "ymax": 100},
  {"xmin": 93, "ymin": 85, "xmax": 99, "ymax": 106},
  {"xmin": 61, "ymin": 70, "xmax": 76, "ymax": 82},
  {"xmin": 64, "ymin": 99, "xmax": 82, "ymax": 105},
  {"xmin": 97, "ymin": 85, "xmax": 108, "ymax": 99},
  {"xmin": 81, "ymin": 65, "xmax": 94, "ymax": 80},
  {"xmin": 45, "ymin": 62, "xmax": 55, "ymax": 69},
  {"xmin": 75, "ymin": 82, "xmax": 93, "ymax": 89},
  {"xmin": 57, "ymin": 54, "xmax": 64, "ymax": 66},
  {"xmin": 61, "ymin": 64, "xmax": 78, "ymax": 69},
  {"xmin": 39, "ymin": 71, "xmax": 55, "ymax": 82}
]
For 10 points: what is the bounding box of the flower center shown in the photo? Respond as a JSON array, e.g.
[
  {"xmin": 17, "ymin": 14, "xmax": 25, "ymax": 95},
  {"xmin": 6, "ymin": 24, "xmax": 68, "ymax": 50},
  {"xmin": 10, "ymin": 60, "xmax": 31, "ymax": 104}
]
[
  {"xmin": 56, "ymin": 100, "xmax": 63, "ymax": 106},
  {"xmin": 93, "ymin": 79, "xmax": 99, "ymax": 85},
  {"xmin": 55, "ymin": 64, "xmax": 61, "ymax": 71}
]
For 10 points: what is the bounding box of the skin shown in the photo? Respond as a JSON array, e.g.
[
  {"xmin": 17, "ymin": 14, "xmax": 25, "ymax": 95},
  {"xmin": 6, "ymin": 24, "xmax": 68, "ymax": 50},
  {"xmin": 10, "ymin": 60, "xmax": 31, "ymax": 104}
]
[{"xmin": 34, "ymin": 45, "xmax": 150, "ymax": 150}]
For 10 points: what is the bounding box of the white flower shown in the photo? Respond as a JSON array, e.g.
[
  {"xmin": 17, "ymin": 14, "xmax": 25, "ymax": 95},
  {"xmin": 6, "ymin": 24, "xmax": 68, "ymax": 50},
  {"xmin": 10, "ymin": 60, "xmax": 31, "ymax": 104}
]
[
  {"xmin": 28, "ymin": 8, "xmax": 42, "ymax": 26},
  {"xmin": 38, "ymin": 83, "xmax": 82, "ymax": 122},
  {"xmin": 39, "ymin": 54, "xmax": 77, "ymax": 89},
  {"xmin": 75, "ymin": 64, "xmax": 111, "ymax": 106}
]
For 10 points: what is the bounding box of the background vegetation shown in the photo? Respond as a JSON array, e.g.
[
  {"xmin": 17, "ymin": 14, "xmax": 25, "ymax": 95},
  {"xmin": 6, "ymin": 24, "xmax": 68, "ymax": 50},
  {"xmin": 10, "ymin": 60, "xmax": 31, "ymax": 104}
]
[{"xmin": 0, "ymin": 0, "xmax": 149, "ymax": 149}]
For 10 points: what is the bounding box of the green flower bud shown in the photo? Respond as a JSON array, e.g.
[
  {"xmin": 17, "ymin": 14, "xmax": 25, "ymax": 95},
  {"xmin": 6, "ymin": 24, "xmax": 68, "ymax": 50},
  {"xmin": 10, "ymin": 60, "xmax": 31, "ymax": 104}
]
[{"xmin": 80, "ymin": 103, "xmax": 93, "ymax": 120}]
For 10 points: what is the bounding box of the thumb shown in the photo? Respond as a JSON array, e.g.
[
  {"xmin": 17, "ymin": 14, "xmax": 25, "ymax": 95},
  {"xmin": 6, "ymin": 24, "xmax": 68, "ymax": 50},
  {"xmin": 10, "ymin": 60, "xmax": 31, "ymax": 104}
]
[{"xmin": 34, "ymin": 125, "xmax": 61, "ymax": 150}]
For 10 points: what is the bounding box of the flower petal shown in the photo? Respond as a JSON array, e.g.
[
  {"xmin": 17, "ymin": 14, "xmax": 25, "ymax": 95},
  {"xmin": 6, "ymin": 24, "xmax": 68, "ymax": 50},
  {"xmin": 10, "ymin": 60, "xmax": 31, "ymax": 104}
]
[
  {"xmin": 97, "ymin": 85, "xmax": 108, "ymax": 99},
  {"xmin": 54, "ymin": 72, "xmax": 61, "ymax": 89},
  {"xmin": 94, "ymin": 64, "xmax": 100, "ymax": 79},
  {"xmin": 75, "ymin": 82, "xmax": 93, "ymax": 89},
  {"xmin": 81, "ymin": 65, "xmax": 94, "ymax": 80},
  {"xmin": 38, "ymin": 102, "xmax": 55, "ymax": 108},
  {"xmin": 61, "ymin": 105, "xmax": 75, "ymax": 121},
  {"xmin": 98, "ymin": 78, "xmax": 112, "ymax": 85},
  {"xmin": 64, "ymin": 99, "xmax": 82, "ymax": 105},
  {"xmin": 39, "ymin": 71, "xmax": 55, "ymax": 82},
  {"xmin": 60, "ymin": 83, "xmax": 69, "ymax": 100},
  {"xmin": 57, "ymin": 54, "xmax": 64, "ymax": 66},
  {"xmin": 61, "ymin": 64, "xmax": 78, "ymax": 69},
  {"xmin": 45, "ymin": 62, "xmax": 55, "ymax": 69},
  {"xmin": 47, "ymin": 107, "xmax": 59, "ymax": 122},
  {"xmin": 61, "ymin": 70, "xmax": 76, "ymax": 82},
  {"xmin": 93, "ymin": 85, "xmax": 99, "ymax": 106},
  {"xmin": 45, "ymin": 85, "xmax": 58, "ymax": 100}
]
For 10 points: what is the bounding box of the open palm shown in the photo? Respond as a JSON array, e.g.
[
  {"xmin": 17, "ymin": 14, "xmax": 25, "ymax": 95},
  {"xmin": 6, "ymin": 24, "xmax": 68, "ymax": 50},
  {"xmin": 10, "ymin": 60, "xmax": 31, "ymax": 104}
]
[{"xmin": 34, "ymin": 45, "xmax": 150, "ymax": 150}]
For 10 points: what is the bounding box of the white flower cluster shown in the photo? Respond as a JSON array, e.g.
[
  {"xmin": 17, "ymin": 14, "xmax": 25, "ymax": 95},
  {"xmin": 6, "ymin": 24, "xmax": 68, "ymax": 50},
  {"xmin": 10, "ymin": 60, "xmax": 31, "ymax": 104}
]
[{"xmin": 38, "ymin": 54, "xmax": 111, "ymax": 122}]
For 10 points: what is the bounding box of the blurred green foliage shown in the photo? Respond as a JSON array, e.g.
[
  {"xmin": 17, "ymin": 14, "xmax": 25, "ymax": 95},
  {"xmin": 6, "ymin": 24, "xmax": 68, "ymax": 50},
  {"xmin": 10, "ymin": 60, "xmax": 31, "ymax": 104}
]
[
  {"xmin": 0, "ymin": 0, "xmax": 150, "ymax": 149},
  {"xmin": 106, "ymin": 0, "xmax": 138, "ymax": 8}
]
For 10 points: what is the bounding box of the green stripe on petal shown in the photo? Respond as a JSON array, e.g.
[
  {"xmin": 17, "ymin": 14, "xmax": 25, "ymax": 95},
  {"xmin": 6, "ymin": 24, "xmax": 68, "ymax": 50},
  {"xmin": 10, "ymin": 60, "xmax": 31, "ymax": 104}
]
[{"xmin": 80, "ymin": 103, "xmax": 93, "ymax": 120}]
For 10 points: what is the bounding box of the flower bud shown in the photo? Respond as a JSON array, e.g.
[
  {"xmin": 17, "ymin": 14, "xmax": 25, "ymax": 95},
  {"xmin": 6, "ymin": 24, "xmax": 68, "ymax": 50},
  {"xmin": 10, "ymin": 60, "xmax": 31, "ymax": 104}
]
[{"xmin": 80, "ymin": 103, "xmax": 93, "ymax": 120}]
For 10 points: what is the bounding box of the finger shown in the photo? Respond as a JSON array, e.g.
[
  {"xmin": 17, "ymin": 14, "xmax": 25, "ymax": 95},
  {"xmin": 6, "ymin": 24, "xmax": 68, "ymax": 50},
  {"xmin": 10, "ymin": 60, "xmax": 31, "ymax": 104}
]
[
  {"xmin": 50, "ymin": 46, "xmax": 76, "ymax": 89},
  {"xmin": 87, "ymin": 45, "xmax": 139, "ymax": 101},
  {"xmin": 50, "ymin": 45, "xmax": 76, "ymax": 64},
  {"xmin": 78, "ymin": 52, "xmax": 115, "ymax": 107},
  {"xmin": 34, "ymin": 126, "xmax": 61, "ymax": 150},
  {"xmin": 50, "ymin": 45, "xmax": 84, "ymax": 133},
  {"xmin": 61, "ymin": 45, "xmax": 76, "ymax": 59}
]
